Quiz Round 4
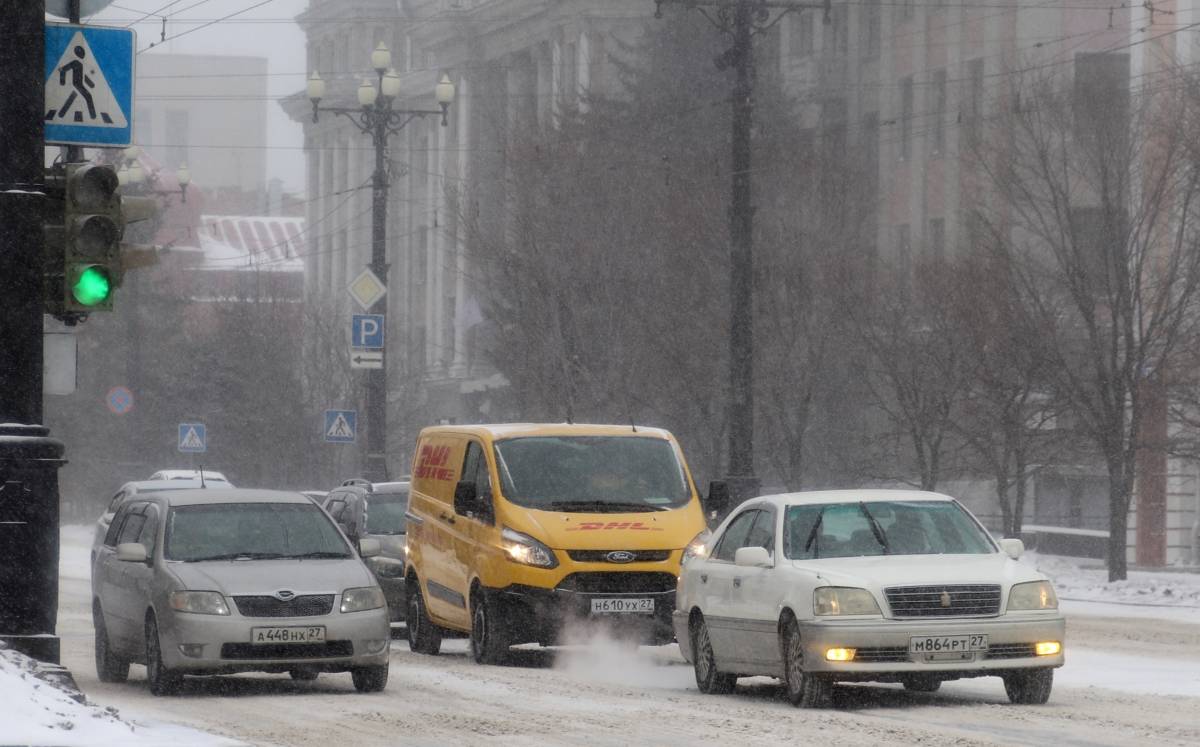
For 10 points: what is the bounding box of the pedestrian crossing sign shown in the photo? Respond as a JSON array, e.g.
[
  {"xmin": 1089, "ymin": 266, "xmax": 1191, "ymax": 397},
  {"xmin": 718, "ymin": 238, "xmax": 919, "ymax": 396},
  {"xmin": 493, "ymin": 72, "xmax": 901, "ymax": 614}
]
[
  {"xmin": 178, "ymin": 423, "xmax": 207, "ymax": 454},
  {"xmin": 44, "ymin": 24, "xmax": 135, "ymax": 147},
  {"xmin": 324, "ymin": 410, "xmax": 357, "ymax": 444}
]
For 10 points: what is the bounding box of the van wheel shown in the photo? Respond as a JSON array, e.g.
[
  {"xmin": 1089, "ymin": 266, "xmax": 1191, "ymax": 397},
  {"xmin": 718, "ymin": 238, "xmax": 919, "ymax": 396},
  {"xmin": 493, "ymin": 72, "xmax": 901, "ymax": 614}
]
[
  {"xmin": 470, "ymin": 590, "xmax": 510, "ymax": 665},
  {"xmin": 1003, "ymin": 669, "xmax": 1053, "ymax": 704},
  {"xmin": 690, "ymin": 614, "xmax": 735, "ymax": 694},
  {"xmin": 145, "ymin": 616, "xmax": 182, "ymax": 696},
  {"xmin": 406, "ymin": 578, "xmax": 442, "ymax": 656},
  {"xmin": 783, "ymin": 617, "xmax": 832, "ymax": 708},
  {"xmin": 93, "ymin": 603, "xmax": 129, "ymax": 683}
]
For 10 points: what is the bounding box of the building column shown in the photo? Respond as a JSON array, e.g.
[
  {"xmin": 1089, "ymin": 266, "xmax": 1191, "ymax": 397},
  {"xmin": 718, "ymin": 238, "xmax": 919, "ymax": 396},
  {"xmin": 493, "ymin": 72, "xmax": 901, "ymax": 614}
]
[{"xmin": 450, "ymin": 73, "xmax": 472, "ymax": 379}]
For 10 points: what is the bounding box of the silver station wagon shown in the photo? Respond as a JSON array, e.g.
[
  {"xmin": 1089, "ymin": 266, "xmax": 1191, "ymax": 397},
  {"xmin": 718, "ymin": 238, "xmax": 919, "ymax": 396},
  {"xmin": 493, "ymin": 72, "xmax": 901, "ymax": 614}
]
[{"xmin": 91, "ymin": 488, "xmax": 391, "ymax": 695}]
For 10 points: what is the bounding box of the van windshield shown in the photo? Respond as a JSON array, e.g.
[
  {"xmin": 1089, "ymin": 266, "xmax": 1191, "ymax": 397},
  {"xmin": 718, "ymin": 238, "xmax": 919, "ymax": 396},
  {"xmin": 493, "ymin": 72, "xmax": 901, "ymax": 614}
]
[{"xmin": 494, "ymin": 436, "xmax": 691, "ymax": 512}]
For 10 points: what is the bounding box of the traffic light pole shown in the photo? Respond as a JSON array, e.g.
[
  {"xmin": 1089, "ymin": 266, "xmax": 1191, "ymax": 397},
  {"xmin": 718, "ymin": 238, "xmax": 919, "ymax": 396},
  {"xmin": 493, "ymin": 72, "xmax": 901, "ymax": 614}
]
[{"xmin": 0, "ymin": 1, "xmax": 68, "ymax": 664}]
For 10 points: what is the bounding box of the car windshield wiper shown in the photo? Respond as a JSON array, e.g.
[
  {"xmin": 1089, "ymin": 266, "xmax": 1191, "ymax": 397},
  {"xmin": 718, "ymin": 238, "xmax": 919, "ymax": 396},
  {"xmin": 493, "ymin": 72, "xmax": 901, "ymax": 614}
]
[
  {"xmin": 804, "ymin": 507, "xmax": 825, "ymax": 558},
  {"xmin": 859, "ymin": 502, "xmax": 891, "ymax": 554},
  {"xmin": 183, "ymin": 551, "xmax": 286, "ymax": 562},
  {"xmin": 545, "ymin": 500, "xmax": 667, "ymax": 512},
  {"xmin": 282, "ymin": 551, "xmax": 352, "ymax": 559}
]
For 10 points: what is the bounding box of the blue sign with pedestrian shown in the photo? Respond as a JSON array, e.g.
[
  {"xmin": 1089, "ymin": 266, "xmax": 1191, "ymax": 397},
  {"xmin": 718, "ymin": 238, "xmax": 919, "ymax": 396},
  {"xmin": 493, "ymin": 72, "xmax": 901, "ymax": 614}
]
[
  {"xmin": 44, "ymin": 24, "xmax": 135, "ymax": 147},
  {"xmin": 324, "ymin": 410, "xmax": 357, "ymax": 444},
  {"xmin": 351, "ymin": 314, "xmax": 385, "ymax": 349},
  {"xmin": 178, "ymin": 423, "xmax": 207, "ymax": 453}
]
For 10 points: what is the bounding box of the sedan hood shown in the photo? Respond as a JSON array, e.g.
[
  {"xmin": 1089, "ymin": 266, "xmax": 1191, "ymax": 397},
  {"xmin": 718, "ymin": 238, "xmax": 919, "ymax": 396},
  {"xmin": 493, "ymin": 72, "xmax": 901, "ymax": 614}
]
[
  {"xmin": 791, "ymin": 552, "xmax": 1047, "ymax": 590},
  {"xmin": 168, "ymin": 558, "xmax": 375, "ymax": 595}
]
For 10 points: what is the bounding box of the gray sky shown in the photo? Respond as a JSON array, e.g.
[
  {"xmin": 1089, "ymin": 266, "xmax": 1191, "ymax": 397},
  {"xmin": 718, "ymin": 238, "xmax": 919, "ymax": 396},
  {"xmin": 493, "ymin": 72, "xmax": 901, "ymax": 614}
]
[{"xmin": 74, "ymin": 0, "xmax": 309, "ymax": 194}]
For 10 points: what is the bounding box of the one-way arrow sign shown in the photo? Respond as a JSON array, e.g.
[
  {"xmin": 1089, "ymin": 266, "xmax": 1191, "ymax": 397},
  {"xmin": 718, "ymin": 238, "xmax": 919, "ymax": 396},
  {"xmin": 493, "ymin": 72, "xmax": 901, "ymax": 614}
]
[{"xmin": 350, "ymin": 349, "xmax": 383, "ymax": 369}]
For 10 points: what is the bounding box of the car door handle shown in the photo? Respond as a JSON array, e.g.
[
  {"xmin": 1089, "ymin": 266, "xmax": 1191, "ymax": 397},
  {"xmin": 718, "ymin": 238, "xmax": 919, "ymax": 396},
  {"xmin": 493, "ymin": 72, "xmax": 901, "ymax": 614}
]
[
  {"xmin": 733, "ymin": 577, "xmax": 742, "ymax": 588},
  {"xmin": 439, "ymin": 512, "xmax": 456, "ymax": 525}
]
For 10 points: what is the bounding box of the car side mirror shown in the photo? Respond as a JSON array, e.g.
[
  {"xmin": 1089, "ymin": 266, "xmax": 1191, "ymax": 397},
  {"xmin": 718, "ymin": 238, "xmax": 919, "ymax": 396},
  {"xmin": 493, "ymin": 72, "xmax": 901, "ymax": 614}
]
[
  {"xmin": 358, "ymin": 538, "xmax": 381, "ymax": 558},
  {"xmin": 999, "ymin": 538, "xmax": 1024, "ymax": 560},
  {"xmin": 116, "ymin": 542, "xmax": 148, "ymax": 563},
  {"xmin": 704, "ymin": 480, "xmax": 730, "ymax": 524},
  {"xmin": 454, "ymin": 480, "xmax": 478, "ymax": 516},
  {"xmin": 734, "ymin": 546, "xmax": 771, "ymax": 568}
]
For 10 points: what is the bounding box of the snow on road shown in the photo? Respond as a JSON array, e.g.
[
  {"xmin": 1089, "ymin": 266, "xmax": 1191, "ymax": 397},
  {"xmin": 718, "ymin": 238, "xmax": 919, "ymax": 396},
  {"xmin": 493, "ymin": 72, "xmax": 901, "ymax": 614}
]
[{"xmin": 28, "ymin": 526, "xmax": 1200, "ymax": 746}]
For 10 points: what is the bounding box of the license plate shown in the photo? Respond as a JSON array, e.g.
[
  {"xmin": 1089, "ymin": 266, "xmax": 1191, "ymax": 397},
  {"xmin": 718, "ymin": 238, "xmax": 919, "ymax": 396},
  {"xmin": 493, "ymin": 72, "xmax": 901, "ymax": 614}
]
[
  {"xmin": 590, "ymin": 598, "xmax": 654, "ymax": 614},
  {"xmin": 909, "ymin": 634, "xmax": 987, "ymax": 654},
  {"xmin": 250, "ymin": 626, "xmax": 326, "ymax": 644}
]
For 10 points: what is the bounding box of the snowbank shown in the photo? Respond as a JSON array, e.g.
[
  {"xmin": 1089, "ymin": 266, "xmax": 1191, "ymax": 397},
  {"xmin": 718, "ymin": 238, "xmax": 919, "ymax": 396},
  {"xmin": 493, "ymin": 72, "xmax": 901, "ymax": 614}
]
[{"xmin": 1023, "ymin": 551, "xmax": 1200, "ymax": 610}]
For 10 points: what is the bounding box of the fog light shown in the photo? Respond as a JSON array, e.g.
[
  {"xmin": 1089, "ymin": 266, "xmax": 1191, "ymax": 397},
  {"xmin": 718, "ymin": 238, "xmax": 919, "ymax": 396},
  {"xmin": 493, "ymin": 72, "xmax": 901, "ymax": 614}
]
[
  {"xmin": 363, "ymin": 639, "xmax": 389, "ymax": 655},
  {"xmin": 178, "ymin": 644, "xmax": 204, "ymax": 658},
  {"xmin": 1035, "ymin": 641, "xmax": 1061, "ymax": 656},
  {"xmin": 825, "ymin": 647, "xmax": 856, "ymax": 662}
]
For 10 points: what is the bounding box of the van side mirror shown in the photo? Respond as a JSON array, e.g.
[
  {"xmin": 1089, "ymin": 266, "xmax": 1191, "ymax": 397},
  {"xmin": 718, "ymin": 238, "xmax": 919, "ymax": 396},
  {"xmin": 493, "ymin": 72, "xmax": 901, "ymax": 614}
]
[
  {"xmin": 704, "ymin": 480, "xmax": 730, "ymax": 523},
  {"xmin": 116, "ymin": 542, "xmax": 148, "ymax": 563},
  {"xmin": 999, "ymin": 538, "xmax": 1024, "ymax": 560},
  {"xmin": 454, "ymin": 480, "xmax": 478, "ymax": 517}
]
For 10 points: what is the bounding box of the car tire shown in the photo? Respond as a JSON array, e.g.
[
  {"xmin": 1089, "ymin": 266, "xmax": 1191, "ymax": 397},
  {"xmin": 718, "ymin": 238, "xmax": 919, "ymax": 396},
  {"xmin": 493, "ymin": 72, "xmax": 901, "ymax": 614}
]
[
  {"xmin": 903, "ymin": 676, "xmax": 942, "ymax": 693},
  {"xmin": 690, "ymin": 614, "xmax": 735, "ymax": 694},
  {"xmin": 93, "ymin": 604, "xmax": 129, "ymax": 683},
  {"xmin": 470, "ymin": 590, "xmax": 510, "ymax": 665},
  {"xmin": 782, "ymin": 617, "xmax": 833, "ymax": 708},
  {"xmin": 406, "ymin": 578, "xmax": 442, "ymax": 656},
  {"xmin": 145, "ymin": 616, "xmax": 182, "ymax": 696},
  {"xmin": 351, "ymin": 664, "xmax": 389, "ymax": 693},
  {"xmin": 289, "ymin": 669, "xmax": 319, "ymax": 681},
  {"xmin": 1003, "ymin": 668, "xmax": 1054, "ymax": 704}
]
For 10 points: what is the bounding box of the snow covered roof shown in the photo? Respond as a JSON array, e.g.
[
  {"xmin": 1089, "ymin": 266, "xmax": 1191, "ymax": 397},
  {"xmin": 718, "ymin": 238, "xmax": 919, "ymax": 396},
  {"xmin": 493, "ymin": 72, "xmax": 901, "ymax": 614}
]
[{"xmin": 197, "ymin": 215, "xmax": 305, "ymax": 272}]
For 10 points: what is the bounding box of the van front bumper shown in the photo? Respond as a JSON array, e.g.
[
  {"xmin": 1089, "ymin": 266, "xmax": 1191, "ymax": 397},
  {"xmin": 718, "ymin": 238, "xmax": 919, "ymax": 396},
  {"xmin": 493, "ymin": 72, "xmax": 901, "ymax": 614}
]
[{"xmin": 485, "ymin": 583, "xmax": 677, "ymax": 646}]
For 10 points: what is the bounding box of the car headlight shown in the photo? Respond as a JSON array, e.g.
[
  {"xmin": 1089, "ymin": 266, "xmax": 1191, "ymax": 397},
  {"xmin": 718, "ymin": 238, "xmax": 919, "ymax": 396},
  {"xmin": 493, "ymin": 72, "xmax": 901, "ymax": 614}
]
[
  {"xmin": 169, "ymin": 590, "xmax": 230, "ymax": 616},
  {"xmin": 501, "ymin": 527, "xmax": 558, "ymax": 569},
  {"xmin": 814, "ymin": 587, "xmax": 881, "ymax": 616},
  {"xmin": 682, "ymin": 529, "xmax": 712, "ymax": 565},
  {"xmin": 1007, "ymin": 581, "xmax": 1058, "ymax": 611},
  {"xmin": 341, "ymin": 586, "xmax": 386, "ymax": 613},
  {"xmin": 367, "ymin": 556, "xmax": 405, "ymax": 578}
]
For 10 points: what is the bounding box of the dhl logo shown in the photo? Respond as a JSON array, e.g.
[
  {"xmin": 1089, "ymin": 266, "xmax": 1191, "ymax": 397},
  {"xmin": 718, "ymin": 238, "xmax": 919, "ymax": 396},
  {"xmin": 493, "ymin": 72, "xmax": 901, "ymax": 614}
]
[
  {"xmin": 414, "ymin": 444, "xmax": 455, "ymax": 481},
  {"xmin": 564, "ymin": 521, "xmax": 664, "ymax": 532}
]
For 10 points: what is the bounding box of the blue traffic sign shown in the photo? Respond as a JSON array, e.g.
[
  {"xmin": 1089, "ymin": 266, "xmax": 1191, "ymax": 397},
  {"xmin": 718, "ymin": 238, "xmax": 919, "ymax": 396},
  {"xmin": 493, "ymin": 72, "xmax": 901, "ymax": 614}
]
[
  {"xmin": 106, "ymin": 385, "xmax": 133, "ymax": 415},
  {"xmin": 324, "ymin": 410, "xmax": 357, "ymax": 444},
  {"xmin": 178, "ymin": 423, "xmax": 207, "ymax": 453},
  {"xmin": 351, "ymin": 314, "xmax": 385, "ymax": 349},
  {"xmin": 44, "ymin": 24, "xmax": 135, "ymax": 147}
]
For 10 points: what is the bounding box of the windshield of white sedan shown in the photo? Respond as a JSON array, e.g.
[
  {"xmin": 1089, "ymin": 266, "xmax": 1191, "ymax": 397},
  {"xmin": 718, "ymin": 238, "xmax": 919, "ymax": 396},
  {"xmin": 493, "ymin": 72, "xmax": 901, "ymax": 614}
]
[
  {"xmin": 782, "ymin": 501, "xmax": 994, "ymax": 560},
  {"xmin": 494, "ymin": 436, "xmax": 690, "ymax": 511},
  {"xmin": 165, "ymin": 503, "xmax": 352, "ymax": 561},
  {"xmin": 366, "ymin": 492, "xmax": 408, "ymax": 534}
]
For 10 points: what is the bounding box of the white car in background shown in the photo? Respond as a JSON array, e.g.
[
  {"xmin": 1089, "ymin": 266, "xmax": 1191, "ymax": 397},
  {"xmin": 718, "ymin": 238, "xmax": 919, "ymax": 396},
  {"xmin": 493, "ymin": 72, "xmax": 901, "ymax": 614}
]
[
  {"xmin": 674, "ymin": 490, "xmax": 1065, "ymax": 708},
  {"xmin": 147, "ymin": 469, "xmax": 232, "ymax": 485}
]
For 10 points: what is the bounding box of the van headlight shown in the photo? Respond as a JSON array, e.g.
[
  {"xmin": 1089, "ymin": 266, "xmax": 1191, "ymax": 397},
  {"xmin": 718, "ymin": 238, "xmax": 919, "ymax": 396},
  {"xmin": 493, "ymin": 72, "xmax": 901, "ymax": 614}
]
[
  {"xmin": 501, "ymin": 527, "xmax": 558, "ymax": 569},
  {"xmin": 341, "ymin": 586, "xmax": 386, "ymax": 613},
  {"xmin": 682, "ymin": 529, "xmax": 712, "ymax": 565},
  {"xmin": 814, "ymin": 587, "xmax": 881, "ymax": 616},
  {"xmin": 1007, "ymin": 581, "xmax": 1058, "ymax": 611},
  {"xmin": 170, "ymin": 591, "xmax": 230, "ymax": 616}
]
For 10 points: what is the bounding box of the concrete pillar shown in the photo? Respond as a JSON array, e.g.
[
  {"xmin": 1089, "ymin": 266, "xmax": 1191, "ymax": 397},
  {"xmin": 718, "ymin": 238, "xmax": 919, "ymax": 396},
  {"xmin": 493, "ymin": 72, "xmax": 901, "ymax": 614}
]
[{"xmin": 450, "ymin": 73, "xmax": 472, "ymax": 379}]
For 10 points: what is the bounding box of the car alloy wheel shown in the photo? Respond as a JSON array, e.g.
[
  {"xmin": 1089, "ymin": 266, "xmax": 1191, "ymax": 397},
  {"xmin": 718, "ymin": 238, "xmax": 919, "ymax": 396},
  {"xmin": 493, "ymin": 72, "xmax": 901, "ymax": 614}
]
[
  {"xmin": 93, "ymin": 604, "xmax": 129, "ymax": 683},
  {"xmin": 691, "ymin": 615, "xmax": 735, "ymax": 694},
  {"xmin": 145, "ymin": 616, "xmax": 182, "ymax": 696},
  {"xmin": 783, "ymin": 617, "xmax": 832, "ymax": 708}
]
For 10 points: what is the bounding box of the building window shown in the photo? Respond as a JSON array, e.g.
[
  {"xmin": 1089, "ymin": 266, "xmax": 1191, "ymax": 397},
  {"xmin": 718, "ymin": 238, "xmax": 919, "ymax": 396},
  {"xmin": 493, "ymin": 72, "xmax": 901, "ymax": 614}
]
[
  {"xmin": 791, "ymin": 11, "xmax": 814, "ymax": 59},
  {"xmin": 165, "ymin": 110, "xmax": 188, "ymax": 169},
  {"xmin": 964, "ymin": 58, "xmax": 984, "ymax": 146},
  {"xmin": 826, "ymin": 5, "xmax": 848, "ymax": 56},
  {"xmin": 899, "ymin": 77, "xmax": 913, "ymax": 159},
  {"xmin": 928, "ymin": 217, "xmax": 945, "ymax": 261},
  {"xmin": 932, "ymin": 68, "xmax": 947, "ymax": 154},
  {"xmin": 862, "ymin": 0, "xmax": 881, "ymax": 58}
]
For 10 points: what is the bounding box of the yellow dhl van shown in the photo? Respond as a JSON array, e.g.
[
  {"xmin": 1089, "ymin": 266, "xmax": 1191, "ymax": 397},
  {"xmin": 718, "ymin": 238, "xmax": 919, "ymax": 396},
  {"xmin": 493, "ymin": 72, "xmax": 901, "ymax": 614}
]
[{"xmin": 403, "ymin": 423, "xmax": 709, "ymax": 663}]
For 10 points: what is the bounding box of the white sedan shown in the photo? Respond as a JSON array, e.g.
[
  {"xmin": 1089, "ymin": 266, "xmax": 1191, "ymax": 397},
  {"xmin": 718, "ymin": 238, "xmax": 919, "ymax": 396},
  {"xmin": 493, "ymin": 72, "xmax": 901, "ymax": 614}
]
[{"xmin": 674, "ymin": 490, "xmax": 1065, "ymax": 708}]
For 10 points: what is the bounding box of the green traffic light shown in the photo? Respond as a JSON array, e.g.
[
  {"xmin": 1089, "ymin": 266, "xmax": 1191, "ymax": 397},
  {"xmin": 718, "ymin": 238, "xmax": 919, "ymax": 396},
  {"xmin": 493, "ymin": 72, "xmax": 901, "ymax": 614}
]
[{"xmin": 71, "ymin": 265, "xmax": 112, "ymax": 306}]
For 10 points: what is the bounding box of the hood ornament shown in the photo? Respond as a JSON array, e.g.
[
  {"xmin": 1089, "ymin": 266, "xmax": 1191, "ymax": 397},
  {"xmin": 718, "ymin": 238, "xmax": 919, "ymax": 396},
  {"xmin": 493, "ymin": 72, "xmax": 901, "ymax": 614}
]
[
  {"xmin": 940, "ymin": 590, "xmax": 952, "ymax": 608},
  {"xmin": 606, "ymin": 550, "xmax": 636, "ymax": 564},
  {"xmin": 274, "ymin": 590, "xmax": 296, "ymax": 601}
]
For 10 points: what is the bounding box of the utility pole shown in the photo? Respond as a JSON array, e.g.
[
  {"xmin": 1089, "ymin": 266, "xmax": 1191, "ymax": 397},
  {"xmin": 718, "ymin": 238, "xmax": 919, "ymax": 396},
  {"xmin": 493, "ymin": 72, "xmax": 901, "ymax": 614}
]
[
  {"xmin": 655, "ymin": 0, "xmax": 829, "ymax": 508},
  {"xmin": 0, "ymin": 0, "xmax": 68, "ymax": 664}
]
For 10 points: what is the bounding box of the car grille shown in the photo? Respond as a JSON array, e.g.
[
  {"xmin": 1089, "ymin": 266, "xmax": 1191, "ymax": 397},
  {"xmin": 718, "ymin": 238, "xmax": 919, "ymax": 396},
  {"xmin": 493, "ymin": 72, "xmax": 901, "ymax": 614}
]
[
  {"xmin": 233, "ymin": 594, "xmax": 334, "ymax": 618},
  {"xmin": 985, "ymin": 643, "xmax": 1037, "ymax": 660},
  {"xmin": 556, "ymin": 572, "xmax": 677, "ymax": 594},
  {"xmin": 884, "ymin": 585, "xmax": 1002, "ymax": 617},
  {"xmin": 852, "ymin": 646, "xmax": 910, "ymax": 663},
  {"xmin": 220, "ymin": 641, "xmax": 353, "ymax": 660},
  {"xmin": 565, "ymin": 550, "xmax": 672, "ymax": 563}
]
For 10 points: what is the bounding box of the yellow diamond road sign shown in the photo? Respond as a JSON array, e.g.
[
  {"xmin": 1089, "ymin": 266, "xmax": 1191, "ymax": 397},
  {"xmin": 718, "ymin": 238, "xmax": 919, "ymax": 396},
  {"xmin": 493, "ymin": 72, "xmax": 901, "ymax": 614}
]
[{"xmin": 348, "ymin": 268, "xmax": 387, "ymax": 311}]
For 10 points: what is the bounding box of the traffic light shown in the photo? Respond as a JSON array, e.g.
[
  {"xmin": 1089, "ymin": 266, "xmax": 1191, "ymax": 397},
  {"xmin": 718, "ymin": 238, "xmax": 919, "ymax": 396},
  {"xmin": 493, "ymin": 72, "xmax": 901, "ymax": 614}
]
[{"xmin": 63, "ymin": 163, "xmax": 122, "ymax": 312}]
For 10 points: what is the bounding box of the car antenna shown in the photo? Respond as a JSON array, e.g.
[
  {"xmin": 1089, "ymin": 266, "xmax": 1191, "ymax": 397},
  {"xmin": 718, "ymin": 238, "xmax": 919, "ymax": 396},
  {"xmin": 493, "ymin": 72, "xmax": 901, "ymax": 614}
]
[
  {"xmin": 630, "ymin": 417, "xmax": 638, "ymax": 433},
  {"xmin": 199, "ymin": 464, "xmax": 207, "ymax": 489}
]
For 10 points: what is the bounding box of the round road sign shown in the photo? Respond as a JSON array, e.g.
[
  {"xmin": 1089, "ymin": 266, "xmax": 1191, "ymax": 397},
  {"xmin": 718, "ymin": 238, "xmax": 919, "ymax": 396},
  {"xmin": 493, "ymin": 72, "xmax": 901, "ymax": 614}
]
[{"xmin": 106, "ymin": 386, "xmax": 134, "ymax": 415}]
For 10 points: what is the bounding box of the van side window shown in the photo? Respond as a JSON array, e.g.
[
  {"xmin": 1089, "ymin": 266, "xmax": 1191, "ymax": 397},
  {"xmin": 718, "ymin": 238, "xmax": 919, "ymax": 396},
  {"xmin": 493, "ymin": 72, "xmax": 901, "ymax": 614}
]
[
  {"xmin": 461, "ymin": 443, "xmax": 481, "ymax": 488},
  {"xmin": 106, "ymin": 490, "xmax": 125, "ymax": 514},
  {"xmin": 472, "ymin": 446, "xmax": 492, "ymax": 497}
]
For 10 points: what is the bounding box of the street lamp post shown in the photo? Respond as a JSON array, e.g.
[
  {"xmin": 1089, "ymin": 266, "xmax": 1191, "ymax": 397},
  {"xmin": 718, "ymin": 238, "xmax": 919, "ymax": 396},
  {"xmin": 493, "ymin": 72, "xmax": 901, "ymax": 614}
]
[
  {"xmin": 655, "ymin": 0, "xmax": 828, "ymax": 509},
  {"xmin": 308, "ymin": 44, "xmax": 455, "ymax": 481}
]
